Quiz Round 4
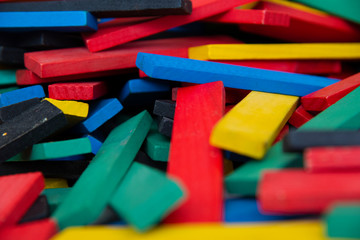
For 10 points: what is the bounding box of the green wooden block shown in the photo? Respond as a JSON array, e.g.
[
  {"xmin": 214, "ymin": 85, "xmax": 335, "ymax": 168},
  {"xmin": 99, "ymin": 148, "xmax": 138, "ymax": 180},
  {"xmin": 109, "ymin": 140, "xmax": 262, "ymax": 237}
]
[
  {"xmin": 325, "ymin": 203, "xmax": 360, "ymax": 239},
  {"xmin": 52, "ymin": 110, "xmax": 152, "ymax": 229},
  {"xmin": 144, "ymin": 121, "xmax": 170, "ymax": 162},
  {"xmin": 225, "ymin": 86, "xmax": 360, "ymax": 196},
  {"xmin": 42, "ymin": 188, "xmax": 70, "ymax": 214},
  {"xmin": 294, "ymin": 0, "xmax": 360, "ymax": 24},
  {"xmin": 109, "ymin": 162, "xmax": 185, "ymax": 232},
  {"xmin": 9, "ymin": 137, "xmax": 92, "ymax": 161},
  {"xmin": 0, "ymin": 86, "xmax": 18, "ymax": 94},
  {"xmin": 0, "ymin": 70, "xmax": 16, "ymax": 86}
]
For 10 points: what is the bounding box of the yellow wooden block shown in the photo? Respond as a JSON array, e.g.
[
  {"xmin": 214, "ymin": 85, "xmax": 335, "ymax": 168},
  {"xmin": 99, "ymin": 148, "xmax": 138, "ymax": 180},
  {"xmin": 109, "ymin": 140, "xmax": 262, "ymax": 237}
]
[
  {"xmin": 210, "ymin": 91, "xmax": 298, "ymax": 159},
  {"xmin": 44, "ymin": 98, "xmax": 89, "ymax": 125},
  {"xmin": 45, "ymin": 178, "xmax": 69, "ymax": 189},
  {"xmin": 188, "ymin": 43, "xmax": 360, "ymax": 60},
  {"xmin": 51, "ymin": 221, "xmax": 326, "ymax": 240}
]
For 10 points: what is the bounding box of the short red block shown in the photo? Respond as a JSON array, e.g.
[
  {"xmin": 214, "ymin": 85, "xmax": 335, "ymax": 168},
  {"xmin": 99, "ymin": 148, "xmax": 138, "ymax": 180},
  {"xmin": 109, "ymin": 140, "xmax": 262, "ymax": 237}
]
[
  {"xmin": 259, "ymin": 170, "xmax": 360, "ymax": 214},
  {"xmin": 305, "ymin": 146, "xmax": 360, "ymax": 172},
  {"xmin": 288, "ymin": 105, "xmax": 314, "ymax": 128},
  {"xmin": 0, "ymin": 172, "xmax": 45, "ymax": 228},
  {"xmin": 273, "ymin": 124, "xmax": 289, "ymax": 145},
  {"xmin": 48, "ymin": 81, "xmax": 108, "ymax": 100}
]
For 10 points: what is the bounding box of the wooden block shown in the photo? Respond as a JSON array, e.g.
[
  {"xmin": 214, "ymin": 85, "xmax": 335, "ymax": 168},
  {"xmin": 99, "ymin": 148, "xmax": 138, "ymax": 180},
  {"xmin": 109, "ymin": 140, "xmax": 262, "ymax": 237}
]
[
  {"xmin": 136, "ymin": 53, "xmax": 338, "ymax": 96},
  {"xmin": 0, "ymin": 219, "xmax": 57, "ymax": 240},
  {"xmin": 45, "ymin": 178, "xmax": 69, "ymax": 189},
  {"xmin": 273, "ymin": 124, "xmax": 289, "ymax": 145},
  {"xmin": 25, "ymin": 36, "xmax": 239, "ymax": 78},
  {"xmin": 52, "ymin": 111, "xmax": 152, "ymax": 229},
  {"xmin": 50, "ymin": 220, "xmax": 325, "ymax": 240},
  {"xmin": 0, "ymin": 85, "xmax": 45, "ymax": 108},
  {"xmin": 118, "ymin": 78, "xmax": 171, "ymax": 107},
  {"xmin": 20, "ymin": 195, "xmax": 50, "ymax": 223},
  {"xmin": 0, "ymin": 86, "xmax": 19, "ymax": 94},
  {"xmin": 259, "ymin": 170, "xmax": 360, "ymax": 214},
  {"xmin": 293, "ymin": 0, "xmax": 360, "ymax": 24},
  {"xmin": 0, "ymin": 46, "xmax": 25, "ymax": 66},
  {"xmin": 189, "ymin": 43, "xmax": 360, "ymax": 61},
  {"xmin": 205, "ymin": 9, "xmax": 290, "ymax": 26},
  {"xmin": 82, "ymin": 0, "xmax": 256, "ymax": 52},
  {"xmin": 288, "ymin": 105, "xmax": 314, "ymax": 128},
  {"xmin": 48, "ymin": 81, "xmax": 108, "ymax": 101},
  {"xmin": 0, "ymin": 98, "xmax": 41, "ymax": 123},
  {"xmin": 283, "ymin": 130, "xmax": 360, "ymax": 152},
  {"xmin": 0, "ymin": 0, "xmax": 192, "ymax": 18},
  {"xmin": 165, "ymin": 81, "xmax": 224, "ymax": 223},
  {"xmin": 153, "ymin": 100, "xmax": 176, "ymax": 119},
  {"xmin": 0, "ymin": 160, "xmax": 90, "ymax": 180},
  {"xmin": 91, "ymin": 206, "xmax": 122, "ymax": 225},
  {"xmin": 239, "ymin": 0, "xmax": 360, "ymax": 42},
  {"xmin": 302, "ymin": 72, "xmax": 360, "ymax": 112},
  {"xmin": 0, "ymin": 172, "xmax": 45, "ymax": 227},
  {"xmin": 42, "ymin": 188, "xmax": 70, "ymax": 214},
  {"xmin": 225, "ymin": 86, "xmax": 360, "ymax": 196},
  {"xmin": 158, "ymin": 116, "xmax": 173, "ymax": 138},
  {"xmin": 0, "ymin": 69, "xmax": 16, "ymax": 85},
  {"xmin": 9, "ymin": 137, "xmax": 92, "ymax": 161},
  {"xmin": 134, "ymin": 151, "xmax": 167, "ymax": 172},
  {"xmin": 325, "ymin": 203, "xmax": 360, "ymax": 239},
  {"xmin": 45, "ymin": 98, "xmax": 89, "ymax": 125},
  {"xmin": 211, "ymin": 91, "xmax": 298, "ymax": 159},
  {"xmin": 144, "ymin": 121, "xmax": 170, "ymax": 162},
  {"xmin": 0, "ymin": 11, "xmax": 97, "ymax": 32},
  {"xmin": 0, "ymin": 100, "xmax": 67, "ymax": 162},
  {"xmin": 109, "ymin": 162, "xmax": 184, "ymax": 231},
  {"xmin": 87, "ymin": 135, "xmax": 103, "ymax": 155},
  {"xmin": 75, "ymin": 98, "xmax": 123, "ymax": 133},
  {"xmin": 305, "ymin": 146, "xmax": 360, "ymax": 172}
]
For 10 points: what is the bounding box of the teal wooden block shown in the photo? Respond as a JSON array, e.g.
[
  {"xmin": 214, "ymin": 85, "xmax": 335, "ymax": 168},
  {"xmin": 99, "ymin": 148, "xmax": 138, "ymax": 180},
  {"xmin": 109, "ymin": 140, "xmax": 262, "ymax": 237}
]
[
  {"xmin": 0, "ymin": 86, "xmax": 18, "ymax": 94},
  {"xmin": 52, "ymin": 110, "xmax": 152, "ymax": 229},
  {"xmin": 0, "ymin": 70, "xmax": 16, "ymax": 86},
  {"xmin": 41, "ymin": 188, "xmax": 70, "ymax": 214},
  {"xmin": 109, "ymin": 162, "xmax": 185, "ymax": 232},
  {"xmin": 225, "ymin": 86, "xmax": 360, "ymax": 196},
  {"xmin": 144, "ymin": 121, "xmax": 170, "ymax": 162}
]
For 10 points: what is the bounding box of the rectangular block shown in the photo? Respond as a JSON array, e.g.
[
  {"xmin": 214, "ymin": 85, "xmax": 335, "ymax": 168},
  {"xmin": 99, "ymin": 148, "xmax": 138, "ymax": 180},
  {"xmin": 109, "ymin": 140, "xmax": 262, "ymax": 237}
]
[
  {"xmin": 153, "ymin": 100, "xmax": 176, "ymax": 119},
  {"xmin": 49, "ymin": 81, "xmax": 108, "ymax": 100},
  {"xmin": 165, "ymin": 82, "xmax": 224, "ymax": 223},
  {"xmin": 0, "ymin": 85, "xmax": 45, "ymax": 107},
  {"xmin": 45, "ymin": 98, "xmax": 88, "ymax": 125},
  {"xmin": 20, "ymin": 195, "xmax": 50, "ymax": 224},
  {"xmin": 210, "ymin": 91, "xmax": 298, "ymax": 159},
  {"xmin": 136, "ymin": 53, "xmax": 338, "ymax": 96},
  {"xmin": 288, "ymin": 105, "xmax": 314, "ymax": 128},
  {"xmin": 45, "ymin": 178, "xmax": 68, "ymax": 189},
  {"xmin": 144, "ymin": 121, "xmax": 170, "ymax": 162},
  {"xmin": 0, "ymin": 69, "xmax": 16, "ymax": 85},
  {"xmin": 0, "ymin": 11, "xmax": 97, "ymax": 32},
  {"xmin": 158, "ymin": 116, "xmax": 173, "ymax": 138},
  {"xmin": 0, "ymin": 98, "xmax": 40, "ymax": 123},
  {"xmin": 42, "ymin": 188, "xmax": 70, "ymax": 214},
  {"xmin": 259, "ymin": 170, "xmax": 360, "ymax": 214},
  {"xmin": 52, "ymin": 111, "xmax": 152, "ymax": 229}
]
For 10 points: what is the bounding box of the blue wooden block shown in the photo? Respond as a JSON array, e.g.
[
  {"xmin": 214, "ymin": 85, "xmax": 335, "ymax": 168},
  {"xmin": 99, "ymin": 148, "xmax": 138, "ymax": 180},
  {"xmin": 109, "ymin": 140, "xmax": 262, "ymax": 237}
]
[
  {"xmin": 0, "ymin": 11, "xmax": 97, "ymax": 32},
  {"xmin": 75, "ymin": 98, "xmax": 123, "ymax": 133},
  {"xmin": 136, "ymin": 53, "xmax": 338, "ymax": 97},
  {"xmin": 87, "ymin": 135, "xmax": 103, "ymax": 155},
  {"xmin": 225, "ymin": 198, "xmax": 313, "ymax": 223},
  {"xmin": 0, "ymin": 85, "xmax": 45, "ymax": 107},
  {"xmin": 118, "ymin": 78, "xmax": 171, "ymax": 106}
]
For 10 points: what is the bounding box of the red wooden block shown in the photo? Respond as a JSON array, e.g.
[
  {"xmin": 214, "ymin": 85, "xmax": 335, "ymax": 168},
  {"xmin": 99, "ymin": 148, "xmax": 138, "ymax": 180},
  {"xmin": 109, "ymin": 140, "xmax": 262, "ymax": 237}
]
[
  {"xmin": 25, "ymin": 36, "xmax": 239, "ymax": 78},
  {"xmin": 172, "ymin": 87, "xmax": 178, "ymax": 102},
  {"xmin": 239, "ymin": 0, "xmax": 360, "ymax": 42},
  {"xmin": 288, "ymin": 105, "xmax": 314, "ymax": 128},
  {"xmin": 82, "ymin": 0, "xmax": 257, "ymax": 52},
  {"xmin": 206, "ymin": 9, "xmax": 290, "ymax": 26},
  {"xmin": 138, "ymin": 69, "xmax": 147, "ymax": 78},
  {"xmin": 48, "ymin": 81, "xmax": 108, "ymax": 100},
  {"xmin": 305, "ymin": 146, "xmax": 360, "ymax": 172},
  {"xmin": 165, "ymin": 81, "xmax": 224, "ymax": 223},
  {"xmin": 273, "ymin": 124, "xmax": 289, "ymax": 145},
  {"xmin": 301, "ymin": 73, "xmax": 360, "ymax": 112},
  {"xmin": 0, "ymin": 172, "xmax": 45, "ymax": 228},
  {"xmin": 259, "ymin": 170, "xmax": 360, "ymax": 214},
  {"xmin": 0, "ymin": 219, "xmax": 57, "ymax": 240}
]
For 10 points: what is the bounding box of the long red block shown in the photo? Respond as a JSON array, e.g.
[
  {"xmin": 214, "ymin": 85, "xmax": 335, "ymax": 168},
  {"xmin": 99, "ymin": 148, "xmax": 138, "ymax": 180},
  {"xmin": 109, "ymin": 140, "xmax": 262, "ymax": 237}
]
[
  {"xmin": 0, "ymin": 219, "xmax": 57, "ymax": 240},
  {"xmin": 301, "ymin": 73, "xmax": 360, "ymax": 112},
  {"xmin": 0, "ymin": 172, "xmax": 45, "ymax": 228},
  {"xmin": 82, "ymin": 0, "xmax": 256, "ymax": 52},
  {"xmin": 259, "ymin": 170, "xmax": 360, "ymax": 214},
  {"xmin": 205, "ymin": 9, "xmax": 290, "ymax": 26},
  {"xmin": 48, "ymin": 81, "xmax": 108, "ymax": 100},
  {"xmin": 239, "ymin": 0, "xmax": 360, "ymax": 42},
  {"xmin": 165, "ymin": 81, "xmax": 224, "ymax": 223},
  {"xmin": 288, "ymin": 105, "xmax": 314, "ymax": 128},
  {"xmin": 25, "ymin": 36, "xmax": 238, "ymax": 78},
  {"xmin": 305, "ymin": 146, "xmax": 360, "ymax": 172}
]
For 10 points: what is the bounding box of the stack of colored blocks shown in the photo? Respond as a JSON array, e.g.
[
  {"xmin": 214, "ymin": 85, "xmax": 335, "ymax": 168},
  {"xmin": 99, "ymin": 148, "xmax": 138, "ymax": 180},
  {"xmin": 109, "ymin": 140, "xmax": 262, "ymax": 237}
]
[{"xmin": 0, "ymin": 0, "xmax": 360, "ymax": 239}]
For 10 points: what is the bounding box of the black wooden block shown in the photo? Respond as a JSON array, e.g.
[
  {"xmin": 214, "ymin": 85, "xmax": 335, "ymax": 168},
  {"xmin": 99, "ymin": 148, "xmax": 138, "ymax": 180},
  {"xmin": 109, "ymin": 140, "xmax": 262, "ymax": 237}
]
[
  {"xmin": 19, "ymin": 195, "xmax": 50, "ymax": 224},
  {"xmin": 0, "ymin": 46, "xmax": 25, "ymax": 66},
  {"xmin": 153, "ymin": 99, "xmax": 175, "ymax": 119},
  {"xmin": 0, "ymin": 101, "xmax": 67, "ymax": 162},
  {"xmin": 0, "ymin": 0, "xmax": 192, "ymax": 18},
  {"xmin": 0, "ymin": 98, "xmax": 41, "ymax": 124},
  {"xmin": 92, "ymin": 206, "xmax": 121, "ymax": 225},
  {"xmin": 283, "ymin": 130, "xmax": 360, "ymax": 152},
  {"xmin": 135, "ymin": 151, "xmax": 167, "ymax": 172},
  {"xmin": 158, "ymin": 116, "xmax": 173, "ymax": 138}
]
